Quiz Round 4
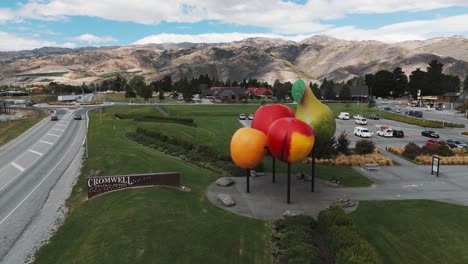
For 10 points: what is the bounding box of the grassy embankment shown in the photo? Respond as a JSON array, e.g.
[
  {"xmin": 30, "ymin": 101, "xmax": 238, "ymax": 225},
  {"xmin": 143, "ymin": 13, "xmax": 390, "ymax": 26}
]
[
  {"xmin": 0, "ymin": 110, "xmax": 45, "ymax": 147},
  {"xmin": 34, "ymin": 106, "xmax": 271, "ymax": 264},
  {"xmin": 352, "ymin": 200, "xmax": 468, "ymax": 264}
]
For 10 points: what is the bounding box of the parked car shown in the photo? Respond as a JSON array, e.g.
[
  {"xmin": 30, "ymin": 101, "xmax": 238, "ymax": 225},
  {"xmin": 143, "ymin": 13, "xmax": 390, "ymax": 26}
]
[
  {"xmin": 446, "ymin": 139, "xmax": 468, "ymax": 149},
  {"xmin": 412, "ymin": 111, "xmax": 423, "ymax": 118},
  {"xmin": 338, "ymin": 112, "xmax": 350, "ymax": 120},
  {"xmin": 377, "ymin": 126, "xmax": 393, "ymax": 137},
  {"xmin": 74, "ymin": 113, "xmax": 82, "ymax": 120},
  {"xmin": 239, "ymin": 114, "xmax": 246, "ymax": 120},
  {"xmin": 368, "ymin": 114, "xmax": 380, "ymax": 120},
  {"xmin": 248, "ymin": 114, "xmax": 254, "ymax": 120},
  {"xmin": 354, "ymin": 127, "xmax": 373, "ymax": 138},
  {"xmin": 51, "ymin": 114, "xmax": 58, "ymax": 121},
  {"xmin": 426, "ymin": 139, "xmax": 443, "ymax": 147},
  {"xmin": 392, "ymin": 129, "xmax": 405, "ymax": 138},
  {"xmin": 421, "ymin": 130, "xmax": 439, "ymax": 138},
  {"xmin": 384, "ymin": 106, "xmax": 392, "ymax": 111},
  {"xmin": 355, "ymin": 117, "xmax": 367, "ymax": 125}
]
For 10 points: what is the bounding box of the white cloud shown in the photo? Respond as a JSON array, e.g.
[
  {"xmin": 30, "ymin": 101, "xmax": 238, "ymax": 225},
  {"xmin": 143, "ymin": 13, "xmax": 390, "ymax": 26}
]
[
  {"xmin": 133, "ymin": 32, "xmax": 310, "ymax": 44},
  {"xmin": 323, "ymin": 14, "xmax": 468, "ymax": 42},
  {"xmin": 0, "ymin": 8, "xmax": 16, "ymax": 23},
  {"xmin": 0, "ymin": 31, "xmax": 76, "ymax": 51},
  {"xmin": 10, "ymin": 0, "xmax": 468, "ymax": 34},
  {"xmin": 70, "ymin": 33, "xmax": 117, "ymax": 44}
]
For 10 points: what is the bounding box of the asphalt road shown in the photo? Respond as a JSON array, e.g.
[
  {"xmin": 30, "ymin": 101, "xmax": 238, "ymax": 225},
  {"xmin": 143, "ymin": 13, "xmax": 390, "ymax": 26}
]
[{"xmin": 0, "ymin": 107, "xmax": 87, "ymax": 262}]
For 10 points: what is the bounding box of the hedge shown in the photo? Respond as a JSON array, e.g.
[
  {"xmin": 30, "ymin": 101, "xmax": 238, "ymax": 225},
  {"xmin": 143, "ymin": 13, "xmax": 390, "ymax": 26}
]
[
  {"xmin": 318, "ymin": 206, "xmax": 382, "ymax": 264},
  {"xmin": 385, "ymin": 115, "xmax": 464, "ymax": 128}
]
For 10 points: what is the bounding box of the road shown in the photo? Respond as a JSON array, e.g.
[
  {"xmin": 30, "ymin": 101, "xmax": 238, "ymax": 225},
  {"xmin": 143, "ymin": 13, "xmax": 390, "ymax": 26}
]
[{"xmin": 0, "ymin": 107, "xmax": 87, "ymax": 263}]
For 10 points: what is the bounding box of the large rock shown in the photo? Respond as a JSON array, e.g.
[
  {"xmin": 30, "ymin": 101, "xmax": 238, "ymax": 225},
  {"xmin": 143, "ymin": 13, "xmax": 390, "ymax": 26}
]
[
  {"xmin": 217, "ymin": 194, "xmax": 235, "ymax": 206},
  {"xmin": 215, "ymin": 177, "xmax": 234, "ymax": 187},
  {"xmin": 282, "ymin": 210, "xmax": 304, "ymax": 217}
]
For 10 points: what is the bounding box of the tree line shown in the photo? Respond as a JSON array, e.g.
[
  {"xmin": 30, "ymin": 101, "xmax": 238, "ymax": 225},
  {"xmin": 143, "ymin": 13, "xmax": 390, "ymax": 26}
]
[{"xmin": 365, "ymin": 60, "xmax": 466, "ymax": 99}]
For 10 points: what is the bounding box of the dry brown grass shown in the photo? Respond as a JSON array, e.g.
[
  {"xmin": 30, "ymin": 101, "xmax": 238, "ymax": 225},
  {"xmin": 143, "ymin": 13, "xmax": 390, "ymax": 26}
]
[
  {"xmin": 308, "ymin": 151, "xmax": 393, "ymax": 166},
  {"xmin": 387, "ymin": 145, "xmax": 468, "ymax": 165}
]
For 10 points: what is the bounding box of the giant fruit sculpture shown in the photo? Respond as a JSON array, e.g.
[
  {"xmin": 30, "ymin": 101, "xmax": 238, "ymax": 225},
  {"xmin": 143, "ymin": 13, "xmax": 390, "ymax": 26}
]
[{"xmin": 292, "ymin": 80, "xmax": 336, "ymax": 144}]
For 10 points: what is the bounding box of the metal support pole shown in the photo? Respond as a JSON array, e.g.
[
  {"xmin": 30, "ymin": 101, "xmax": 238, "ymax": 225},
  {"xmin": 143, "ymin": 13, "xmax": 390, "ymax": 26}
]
[
  {"xmin": 272, "ymin": 157, "xmax": 276, "ymax": 183},
  {"xmin": 246, "ymin": 169, "xmax": 250, "ymax": 193},
  {"xmin": 311, "ymin": 146, "xmax": 316, "ymax": 192},
  {"xmin": 287, "ymin": 163, "xmax": 291, "ymax": 204}
]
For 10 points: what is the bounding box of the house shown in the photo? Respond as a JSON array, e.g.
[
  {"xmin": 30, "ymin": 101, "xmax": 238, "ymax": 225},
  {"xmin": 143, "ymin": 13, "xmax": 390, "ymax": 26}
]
[
  {"xmin": 324, "ymin": 85, "xmax": 369, "ymax": 101},
  {"xmin": 207, "ymin": 87, "xmax": 249, "ymax": 102},
  {"xmin": 247, "ymin": 87, "xmax": 274, "ymax": 99}
]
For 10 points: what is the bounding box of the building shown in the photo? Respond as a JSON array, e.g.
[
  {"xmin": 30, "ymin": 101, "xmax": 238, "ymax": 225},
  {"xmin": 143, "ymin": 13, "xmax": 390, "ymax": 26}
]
[
  {"xmin": 247, "ymin": 87, "xmax": 274, "ymax": 99},
  {"xmin": 323, "ymin": 85, "xmax": 369, "ymax": 101},
  {"xmin": 206, "ymin": 87, "xmax": 249, "ymax": 102}
]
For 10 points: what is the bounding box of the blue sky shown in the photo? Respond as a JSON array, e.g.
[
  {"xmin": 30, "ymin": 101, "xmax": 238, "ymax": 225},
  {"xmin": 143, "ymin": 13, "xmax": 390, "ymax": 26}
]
[{"xmin": 0, "ymin": 0, "xmax": 467, "ymax": 51}]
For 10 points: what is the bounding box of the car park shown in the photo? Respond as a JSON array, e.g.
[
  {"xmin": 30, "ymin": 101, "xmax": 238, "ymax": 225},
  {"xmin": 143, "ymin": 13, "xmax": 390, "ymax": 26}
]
[
  {"xmin": 355, "ymin": 117, "xmax": 367, "ymax": 125},
  {"xmin": 377, "ymin": 126, "xmax": 393, "ymax": 137},
  {"xmin": 421, "ymin": 130, "xmax": 439, "ymax": 138},
  {"xmin": 239, "ymin": 114, "xmax": 246, "ymax": 120},
  {"xmin": 248, "ymin": 114, "xmax": 254, "ymax": 120},
  {"xmin": 338, "ymin": 112, "xmax": 350, "ymax": 120},
  {"xmin": 426, "ymin": 139, "xmax": 443, "ymax": 147},
  {"xmin": 446, "ymin": 139, "xmax": 468, "ymax": 149},
  {"xmin": 392, "ymin": 129, "xmax": 405, "ymax": 138},
  {"xmin": 354, "ymin": 127, "xmax": 373, "ymax": 138},
  {"xmin": 368, "ymin": 114, "xmax": 380, "ymax": 120}
]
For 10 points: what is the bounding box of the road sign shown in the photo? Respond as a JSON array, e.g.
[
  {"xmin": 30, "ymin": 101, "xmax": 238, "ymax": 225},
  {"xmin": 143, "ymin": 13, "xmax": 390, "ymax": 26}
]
[{"xmin": 431, "ymin": 156, "xmax": 440, "ymax": 177}]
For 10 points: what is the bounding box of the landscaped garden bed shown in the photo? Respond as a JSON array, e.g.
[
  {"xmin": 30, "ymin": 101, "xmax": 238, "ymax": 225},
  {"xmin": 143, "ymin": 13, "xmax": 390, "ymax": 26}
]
[{"xmin": 388, "ymin": 143, "xmax": 468, "ymax": 165}]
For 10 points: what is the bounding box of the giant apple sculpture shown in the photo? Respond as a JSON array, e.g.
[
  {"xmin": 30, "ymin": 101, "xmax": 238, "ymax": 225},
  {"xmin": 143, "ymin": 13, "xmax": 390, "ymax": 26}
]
[
  {"xmin": 251, "ymin": 104, "xmax": 295, "ymax": 135},
  {"xmin": 267, "ymin": 117, "xmax": 315, "ymax": 163}
]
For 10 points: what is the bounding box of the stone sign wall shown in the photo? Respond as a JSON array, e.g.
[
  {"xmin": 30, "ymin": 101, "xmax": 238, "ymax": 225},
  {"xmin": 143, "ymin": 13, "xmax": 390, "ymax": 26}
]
[{"xmin": 88, "ymin": 172, "xmax": 180, "ymax": 198}]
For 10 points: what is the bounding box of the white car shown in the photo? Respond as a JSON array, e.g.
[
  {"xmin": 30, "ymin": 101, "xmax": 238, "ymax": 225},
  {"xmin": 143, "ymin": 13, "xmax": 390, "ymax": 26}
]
[
  {"xmin": 239, "ymin": 114, "xmax": 246, "ymax": 120},
  {"xmin": 338, "ymin": 112, "xmax": 350, "ymax": 120},
  {"xmin": 354, "ymin": 127, "xmax": 373, "ymax": 138},
  {"xmin": 248, "ymin": 114, "xmax": 254, "ymax": 120},
  {"xmin": 377, "ymin": 126, "xmax": 393, "ymax": 137},
  {"xmin": 355, "ymin": 117, "xmax": 367, "ymax": 125}
]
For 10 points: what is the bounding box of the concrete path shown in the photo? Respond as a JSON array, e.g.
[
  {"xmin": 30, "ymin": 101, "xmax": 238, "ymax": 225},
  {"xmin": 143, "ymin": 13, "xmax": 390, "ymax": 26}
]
[
  {"xmin": 207, "ymin": 162, "xmax": 468, "ymax": 220},
  {"xmin": 153, "ymin": 105, "xmax": 169, "ymax": 117}
]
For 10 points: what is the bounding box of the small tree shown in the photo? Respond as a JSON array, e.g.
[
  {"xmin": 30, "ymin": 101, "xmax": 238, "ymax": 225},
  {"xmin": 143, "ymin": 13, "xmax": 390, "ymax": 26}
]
[
  {"xmin": 336, "ymin": 131, "xmax": 350, "ymax": 155},
  {"xmin": 402, "ymin": 142, "xmax": 420, "ymax": 160}
]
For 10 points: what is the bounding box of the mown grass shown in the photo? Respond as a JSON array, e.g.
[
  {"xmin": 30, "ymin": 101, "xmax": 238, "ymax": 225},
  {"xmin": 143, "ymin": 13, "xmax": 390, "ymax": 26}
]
[
  {"xmin": 351, "ymin": 200, "xmax": 468, "ymax": 264},
  {"xmin": 14, "ymin": 71, "xmax": 68, "ymax": 77},
  {"xmin": 98, "ymin": 71, "xmax": 143, "ymax": 78},
  {"xmin": 34, "ymin": 106, "xmax": 271, "ymax": 264},
  {"xmin": 0, "ymin": 110, "xmax": 45, "ymax": 146}
]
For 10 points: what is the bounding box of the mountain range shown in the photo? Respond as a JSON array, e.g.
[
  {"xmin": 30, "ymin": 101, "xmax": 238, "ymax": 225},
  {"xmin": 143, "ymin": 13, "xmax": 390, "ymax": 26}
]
[{"xmin": 0, "ymin": 35, "xmax": 467, "ymax": 86}]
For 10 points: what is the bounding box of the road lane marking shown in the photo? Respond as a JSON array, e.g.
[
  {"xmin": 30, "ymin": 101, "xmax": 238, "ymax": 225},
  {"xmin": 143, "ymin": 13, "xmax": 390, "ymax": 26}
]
[
  {"xmin": 55, "ymin": 124, "xmax": 67, "ymax": 127},
  {"xmin": 11, "ymin": 162, "xmax": 25, "ymax": 172},
  {"xmin": 52, "ymin": 128, "xmax": 65, "ymax": 132},
  {"xmin": 29, "ymin": 149, "xmax": 43, "ymax": 156},
  {"xmin": 47, "ymin": 133, "xmax": 60, "ymax": 137},
  {"xmin": 0, "ymin": 115, "xmax": 84, "ymax": 226},
  {"xmin": 40, "ymin": 140, "xmax": 53, "ymax": 145}
]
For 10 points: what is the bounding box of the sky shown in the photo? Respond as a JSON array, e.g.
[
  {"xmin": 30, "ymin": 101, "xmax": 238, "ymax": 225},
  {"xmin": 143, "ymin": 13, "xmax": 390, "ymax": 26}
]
[{"xmin": 0, "ymin": 0, "xmax": 467, "ymax": 51}]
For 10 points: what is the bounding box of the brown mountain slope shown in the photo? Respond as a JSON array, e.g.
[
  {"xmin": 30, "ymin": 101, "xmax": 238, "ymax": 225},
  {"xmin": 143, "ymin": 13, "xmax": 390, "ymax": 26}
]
[{"xmin": 0, "ymin": 35, "xmax": 466, "ymax": 86}]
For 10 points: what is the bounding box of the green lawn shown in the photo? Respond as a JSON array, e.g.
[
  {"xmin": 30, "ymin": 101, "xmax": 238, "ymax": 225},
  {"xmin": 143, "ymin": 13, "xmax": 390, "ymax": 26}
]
[
  {"xmin": 0, "ymin": 111, "xmax": 45, "ymax": 147},
  {"xmin": 351, "ymin": 200, "xmax": 468, "ymax": 264},
  {"xmin": 34, "ymin": 106, "xmax": 271, "ymax": 264}
]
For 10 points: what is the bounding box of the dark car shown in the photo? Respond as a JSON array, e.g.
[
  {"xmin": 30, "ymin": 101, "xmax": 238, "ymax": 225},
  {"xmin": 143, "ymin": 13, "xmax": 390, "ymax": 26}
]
[
  {"xmin": 51, "ymin": 114, "xmax": 58, "ymax": 121},
  {"xmin": 446, "ymin": 139, "xmax": 468, "ymax": 149},
  {"xmin": 421, "ymin": 130, "xmax": 439, "ymax": 138},
  {"xmin": 426, "ymin": 139, "xmax": 442, "ymax": 147},
  {"xmin": 392, "ymin": 129, "xmax": 404, "ymax": 138},
  {"xmin": 384, "ymin": 106, "xmax": 392, "ymax": 111},
  {"xmin": 412, "ymin": 111, "xmax": 423, "ymax": 118},
  {"xmin": 74, "ymin": 114, "xmax": 82, "ymax": 120},
  {"xmin": 368, "ymin": 114, "xmax": 380, "ymax": 120}
]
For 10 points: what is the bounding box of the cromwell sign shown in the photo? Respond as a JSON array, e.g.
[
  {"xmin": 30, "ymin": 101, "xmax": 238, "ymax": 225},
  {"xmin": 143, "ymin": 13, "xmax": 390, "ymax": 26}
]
[{"xmin": 88, "ymin": 172, "xmax": 180, "ymax": 198}]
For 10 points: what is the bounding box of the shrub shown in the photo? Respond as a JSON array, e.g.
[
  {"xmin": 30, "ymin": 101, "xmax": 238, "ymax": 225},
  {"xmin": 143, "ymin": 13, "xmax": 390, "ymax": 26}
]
[
  {"xmin": 315, "ymin": 137, "xmax": 337, "ymax": 159},
  {"xmin": 284, "ymin": 243, "xmax": 322, "ymax": 264},
  {"xmin": 282, "ymin": 215, "xmax": 318, "ymax": 230},
  {"xmin": 317, "ymin": 206, "xmax": 353, "ymax": 236},
  {"xmin": 328, "ymin": 225, "xmax": 360, "ymax": 252},
  {"xmin": 402, "ymin": 142, "xmax": 421, "ymax": 160},
  {"xmin": 336, "ymin": 131, "xmax": 350, "ymax": 155},
  {"xmin": 335, "ymin": 240, "xmax": 383, "ymax": 264},
  {"xmin": 421, "ymin": 145, "xmax": 438, "ymax": 156},
  {"xmin": 279, "ymin": 228, "xmax": 311, "ymax": 249},
  {"xmin": 354, "ymin": 140, "xmax": 375, "ymax": 155},
  {"xmin": 437, "ymin": 143, "xmax": 454, "ymax": 157}
]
